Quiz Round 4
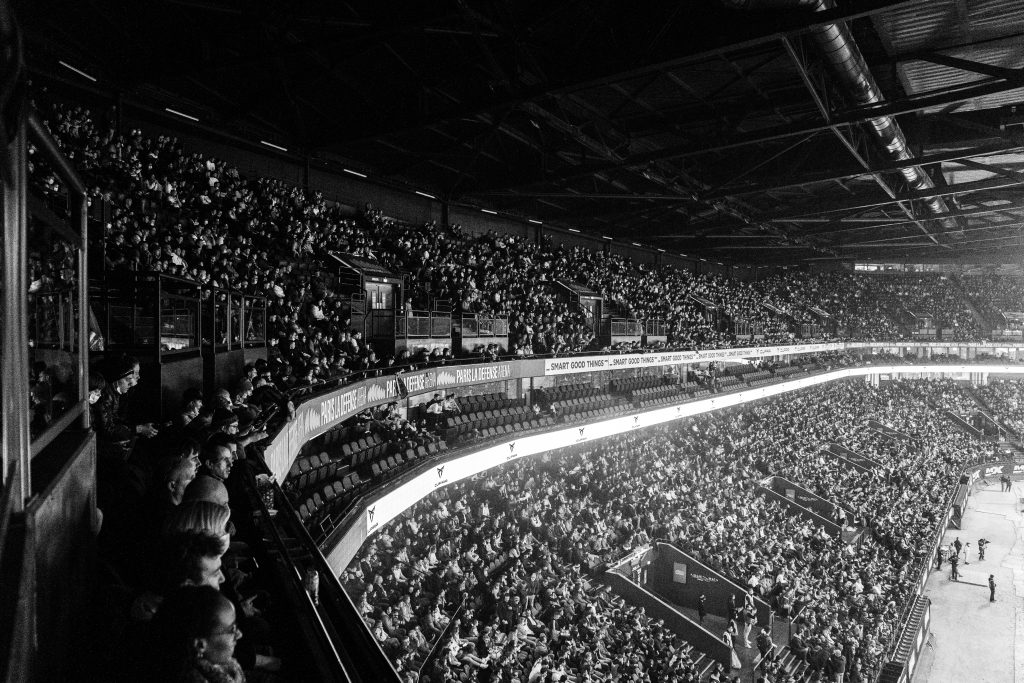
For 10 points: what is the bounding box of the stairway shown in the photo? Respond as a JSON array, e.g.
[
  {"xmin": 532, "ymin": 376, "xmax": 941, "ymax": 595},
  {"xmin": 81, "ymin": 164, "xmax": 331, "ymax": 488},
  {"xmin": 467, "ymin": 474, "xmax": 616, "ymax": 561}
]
[
  {"xmin": 949, "ymin": 274, "xmax": 1000, "ymax": 331},
  {"xmin": 878, "ymin": 596, "xmax": 930, "ymax": 683},
  {"xmin": 966, "ymin": 386, "xmax": 1021, "ymax": 441}
]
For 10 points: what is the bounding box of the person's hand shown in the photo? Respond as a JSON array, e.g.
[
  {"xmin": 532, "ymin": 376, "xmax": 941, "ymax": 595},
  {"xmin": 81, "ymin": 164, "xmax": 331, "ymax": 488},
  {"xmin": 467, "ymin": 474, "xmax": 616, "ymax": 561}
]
[
  {"xmin": 136, "ymin": 423, "xmax": 159, "ymax": 438},
  {"xmin": 240, "ymin": 593, "xmax": 261, "ymax": 618}
]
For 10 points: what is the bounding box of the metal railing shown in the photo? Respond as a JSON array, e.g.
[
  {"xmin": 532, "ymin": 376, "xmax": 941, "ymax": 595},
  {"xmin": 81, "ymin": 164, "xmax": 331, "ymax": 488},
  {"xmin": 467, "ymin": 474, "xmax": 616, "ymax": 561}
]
[
  {"xmin": 609, "ymin": 318, "xmax": 642, "ymax": 337},
  {"xmin": 397, "ymin": 310, "xmax": 452, "ymax": 338},
  {"xmin": 460, "ymin": 314, "xmax": 508, "ymax": 338},
  {"xmin": 644, "ymin": 319, "xmax": 667, "ymax": 337}
]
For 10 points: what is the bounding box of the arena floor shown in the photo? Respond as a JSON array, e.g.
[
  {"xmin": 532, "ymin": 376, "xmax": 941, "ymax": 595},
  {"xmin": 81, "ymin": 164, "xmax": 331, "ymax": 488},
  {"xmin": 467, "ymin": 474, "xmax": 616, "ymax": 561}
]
[{"xmin": 917, "ymin": 478, "xmax": 1024, "ymax": 683}]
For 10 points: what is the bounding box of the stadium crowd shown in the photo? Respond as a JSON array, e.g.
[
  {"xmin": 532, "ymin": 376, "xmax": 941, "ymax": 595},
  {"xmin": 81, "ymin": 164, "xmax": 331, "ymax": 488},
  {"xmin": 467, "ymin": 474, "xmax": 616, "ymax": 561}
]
[
  {"xmin": 20, "ymin": 98, "xmax": 1023, "ymax": 683},
  {"xmin": 81, "ymin": 352, "xmax": 295, "ymax": 682},
  {"xmin": 345, "ymin": 379, "xmax": 991, "ymax": 682},
  {"xmin": 975, "ymin": 379, "xmax": 1024, "ymax": 436},
  {"xmin": 31, "ymin": 100, "xmax": 1010, "ymax": 388}
]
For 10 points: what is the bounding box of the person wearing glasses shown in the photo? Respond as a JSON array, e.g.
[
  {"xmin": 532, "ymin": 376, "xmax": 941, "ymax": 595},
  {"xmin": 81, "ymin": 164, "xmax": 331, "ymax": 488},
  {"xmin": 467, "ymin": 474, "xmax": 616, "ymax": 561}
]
[{"xmin": 147, "ymin": 584, "xmax": 244, "ymax": 682}]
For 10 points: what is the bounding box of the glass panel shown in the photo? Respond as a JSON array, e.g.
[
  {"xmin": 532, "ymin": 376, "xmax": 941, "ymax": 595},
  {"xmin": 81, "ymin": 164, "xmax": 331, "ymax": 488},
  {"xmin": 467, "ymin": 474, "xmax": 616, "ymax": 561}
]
[
  {"xmin": 229, "ymin": 293, "xmax": 242, "ymax": 346},
  {"xmin": 160, "ymin": 278, "xmax": 200, "ymax": 352},
  {"xmin": 243, "ymin": 296, "xmax": 266, "ymax": 345},
  {"xmin": 27, "ymin": 207, "xmax": 82, "ymax": 440},
  {"xmin": 430, "ymin": 314, "xmax": 450, "ymax": 338}
]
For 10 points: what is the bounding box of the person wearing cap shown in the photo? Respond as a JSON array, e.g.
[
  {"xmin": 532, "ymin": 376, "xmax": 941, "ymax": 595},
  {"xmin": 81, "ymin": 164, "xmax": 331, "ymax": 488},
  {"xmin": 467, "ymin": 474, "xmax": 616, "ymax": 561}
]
[{"xmin": 92, "ymin": 358, "xmax": 158, "ymax": 461}]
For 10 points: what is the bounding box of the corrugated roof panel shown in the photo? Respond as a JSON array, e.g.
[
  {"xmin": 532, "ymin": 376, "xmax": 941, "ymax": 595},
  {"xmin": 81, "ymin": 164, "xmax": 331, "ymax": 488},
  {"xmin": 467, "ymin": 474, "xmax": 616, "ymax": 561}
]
[
  {"xmin": 874, "ymin": 0, "xmax": 1024, "ymax": 111},
  {"xmin": 874, "ymin": 0, "xmax": 1024, "ymax": 53}
]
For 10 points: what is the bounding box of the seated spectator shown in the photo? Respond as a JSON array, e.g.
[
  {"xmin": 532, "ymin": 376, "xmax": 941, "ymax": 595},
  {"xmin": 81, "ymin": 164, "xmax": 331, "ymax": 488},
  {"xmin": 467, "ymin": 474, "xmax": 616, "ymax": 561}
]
[
  {"xmin": 184, "ymin": 441, "xmax": 233, "ymax": 508},
  {"xmin": 145, "ymin": 585, "xmax": 244, "ymax": 683}
]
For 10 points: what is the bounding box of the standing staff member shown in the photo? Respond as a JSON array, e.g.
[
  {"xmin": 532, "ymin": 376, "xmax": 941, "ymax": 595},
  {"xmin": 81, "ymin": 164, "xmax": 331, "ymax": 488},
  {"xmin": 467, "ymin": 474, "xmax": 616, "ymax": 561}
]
[
  {"xmin": 978, "ymin": 538, "xmax": 989, "ymax": 561},
  {"xmin": 989, "ymin": 575, "xmax": 996, "ymax": 602}
]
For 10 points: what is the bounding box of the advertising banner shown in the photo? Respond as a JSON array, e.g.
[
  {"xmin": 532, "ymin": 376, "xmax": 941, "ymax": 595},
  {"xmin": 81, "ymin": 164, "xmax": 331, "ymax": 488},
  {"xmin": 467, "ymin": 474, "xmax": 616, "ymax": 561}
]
[{"xmin": 542, "ymin": 343, "xmax": 845, "ymax": 376}]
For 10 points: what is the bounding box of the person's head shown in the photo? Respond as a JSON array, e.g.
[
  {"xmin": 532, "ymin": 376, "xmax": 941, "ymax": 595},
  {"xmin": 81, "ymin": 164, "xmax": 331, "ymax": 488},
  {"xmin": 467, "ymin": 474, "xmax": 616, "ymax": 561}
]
[
  {"xmin": 212, "ymin": 388, "xmax": 232, "ymax": 409},
  {"xmin": 163, "ymin": 531, "xmax": 227, "ymax": 589},
  {"xmin": 165, "ymin": 500, "xmax": 232, "ymax": 548},
  {"xmin": 149, "ymin": 585, "xmax": 241, "ymax": 672},
  {"xmin": 200, "ymin": 441, "xmax": 233, "ymax": 481},
  {"xmin": 110, "ymin": 359, "xmax": 136, "ymax": 395},
  {"xmin": 234, "ymin": 379, "xmax": 253, "ymax": 403},
  {"xmin": 181, "ymin": 388, "xmax": 203, "ymax": 420},
  {"xmin": 88, "ymin": 371, "xmax": 107, "ymax": 405},
  {"xmin": 120, "ymin": 354, "xmax": 142, "ymax": 388},
  {"xmin": 155, "ymin": 455, "xmax": 198, "ymax": 506},
  {"xmin": 210, "ymin": 407, "xmax": 239, "ymax": 435}
]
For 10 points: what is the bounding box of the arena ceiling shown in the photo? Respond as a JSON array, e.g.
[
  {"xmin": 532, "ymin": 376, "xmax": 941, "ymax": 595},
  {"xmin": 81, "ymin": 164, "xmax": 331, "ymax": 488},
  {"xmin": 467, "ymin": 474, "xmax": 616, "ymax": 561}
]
[{"xmin": 17, "ymin": 0, "xmax": 1024, "ymax": 264}]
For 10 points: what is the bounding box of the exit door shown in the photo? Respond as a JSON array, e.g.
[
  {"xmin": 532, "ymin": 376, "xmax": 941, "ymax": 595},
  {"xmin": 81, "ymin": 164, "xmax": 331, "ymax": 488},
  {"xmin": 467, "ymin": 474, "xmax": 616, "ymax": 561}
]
[{"xmin": 365, "ymin": 282, "xmax": 395, "ymax": 310}]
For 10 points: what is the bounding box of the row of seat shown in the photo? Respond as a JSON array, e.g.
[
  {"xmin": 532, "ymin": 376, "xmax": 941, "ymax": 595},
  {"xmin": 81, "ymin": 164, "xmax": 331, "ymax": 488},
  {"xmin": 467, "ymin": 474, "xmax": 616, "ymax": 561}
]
[
  {"xmin": 443, "ymin": 405, "xmax": 534, "ymax": 441},
  {"xmin": 609, "ymin": 375, "xmax": 674, "ymax": 393},
  {"xmin": 742, "ymin": 369, "xmax": 773, "ymax": 382},
  {"xmin": 472, "ymin": 416, "xmax": 557, "ymax": 441},
  {"xmin": 628, "ymin": 384, "xmax": 683, "ymax": 401},
  {"xmin": 551, "ymin": 394, "xmax": 618, "ymax": 417},
  {"xmin": 340, "ymin": 432, "xmax": 393, "ymax": 466},
  {"xmin": 459, "ymin": 392, "xmax": 524, "ymax": 413},
  {"xmin": 538, "ymin": 382, "xmax": 602, "ymax": 402},
  {"xmin": 369, "ymin": 441, "xmax": 447, "ymax": 479},
  {"xmin": 286, "ymin": 451, "xmax": 340, "ymax": 494},
  {"xmin": 296, "ymin": 472, "xmax": 366, "ymax": 528}
]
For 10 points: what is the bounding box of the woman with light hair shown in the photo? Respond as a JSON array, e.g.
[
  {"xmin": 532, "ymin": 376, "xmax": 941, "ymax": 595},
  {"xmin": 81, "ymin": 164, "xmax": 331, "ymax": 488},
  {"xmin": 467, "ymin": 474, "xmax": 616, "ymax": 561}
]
[{"xmin": 164, "ymin": 500, "xmax": 232, "ymax": 551}]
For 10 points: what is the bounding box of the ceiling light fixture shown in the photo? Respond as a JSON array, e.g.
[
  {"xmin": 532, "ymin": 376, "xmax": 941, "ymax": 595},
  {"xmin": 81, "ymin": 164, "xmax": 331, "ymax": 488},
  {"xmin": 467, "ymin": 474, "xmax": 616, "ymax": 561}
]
[
  {"xmin": 259, "ymin": 140, "xmax": 287, "ymax": 152},
  {"xmin": 568, "ymin": 228, "xmax": 580, "ymax": 233},
  {"xmin": 343, "ymin": 168, "xmax": 368, "ymax": 178},
  {"xmin": 165, "ymin": 107, "xmax": 199, "ymax": 122},
  {"xmin": 58, "ymin": 60, "xmax": 96, "ymax": 82},
  {"xmin": 415, "ymin": 190, "xmax": 436, "ymax": 199},
  {"xmin": 528, "ymin": 219, "xmax": 542, "ymax": 225},
  {"xmin": 481, "ymin": 209, "xmax": 498, "ymax": 215}
]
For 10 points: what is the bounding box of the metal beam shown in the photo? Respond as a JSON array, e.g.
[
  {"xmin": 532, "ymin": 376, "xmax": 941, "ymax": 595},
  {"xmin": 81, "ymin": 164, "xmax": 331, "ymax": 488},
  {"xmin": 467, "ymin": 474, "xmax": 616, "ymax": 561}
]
[
  {"xmin": 953, "ymin": 158, "xmax": 1024, "ymax": 182},
  {"xmin": 322, "ymin": 0, "xmax": 921, "ymax": 147},
  {"xmin": 911, "ymin": 52, "xmax": 1024, "ymax": 84},
  {"xmin": 703, "ymin": 142, "xmax": 1024, "ymax": 200},
  {"xmin": 841, "ymin": 218, "xmax": 1024, "ymax": 246},
  {"xmin": 474, "ymin": 76, "xmax": 1024, "ymax": 194},
  {"xmin": 806, "ymin": 200, "xmax": 1024, "ymax": 236},
  {"xmin": 760, "ymin": 175, "xmax": 1024, "ymax": 222},
  {"xmin": 779, "ymin": 36, "xmax": 943, "ymax": 246}
]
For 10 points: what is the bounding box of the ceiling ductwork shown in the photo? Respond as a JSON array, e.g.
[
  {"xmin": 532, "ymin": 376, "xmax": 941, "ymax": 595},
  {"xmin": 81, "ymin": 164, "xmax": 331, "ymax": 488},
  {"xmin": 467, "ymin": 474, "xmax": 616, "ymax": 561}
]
[{"xmin": 721, "ymin": 0, "xmax": 962, "ymax": 239}]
